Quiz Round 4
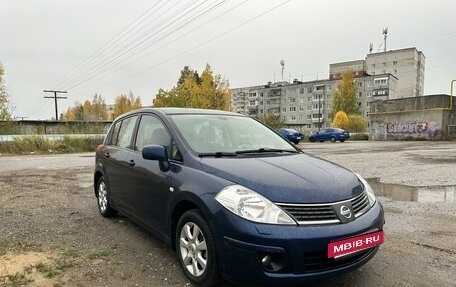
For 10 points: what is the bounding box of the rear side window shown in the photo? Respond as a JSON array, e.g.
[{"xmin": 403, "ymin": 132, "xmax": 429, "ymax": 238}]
[
  {"xmin": 117, "ymin": 116, "xmax": 138, "ymax": 149},
  {"xmin": 108, "ymin": 121, "xmax": 122, "ymax": 146}
]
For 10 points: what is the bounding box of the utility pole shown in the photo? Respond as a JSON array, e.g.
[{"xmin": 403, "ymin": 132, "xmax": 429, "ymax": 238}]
[{"xmin": 43, "ymin": 90, "xmax": 67, "ymax": 120}]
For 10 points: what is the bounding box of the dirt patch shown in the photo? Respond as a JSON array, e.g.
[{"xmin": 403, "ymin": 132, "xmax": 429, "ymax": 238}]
[{"xmin": 0, "ymin": 251, "xmax": 56, "ymax": 286}]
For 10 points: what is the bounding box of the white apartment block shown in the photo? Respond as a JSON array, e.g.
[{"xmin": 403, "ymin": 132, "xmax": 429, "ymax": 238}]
[
  {"xmin": 231, "ymin": 75, "xmax": 398, "ymax": 133},
  {"xmin": 232, "ymin": 47, "xmax": 423, "ymax": 133}
]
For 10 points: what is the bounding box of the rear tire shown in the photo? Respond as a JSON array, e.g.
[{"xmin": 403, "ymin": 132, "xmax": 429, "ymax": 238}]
[
  {"xmin": 96, "ymin": 176, "xmax": 117, "ymax": 217},
  {"xmin": 309, "ymin": 137, "xmax": 316, "ymax": 143},
  {"xmin": 340, "ymin": 139, "xmax": 345, "ymax": 142},
  {"xmin": 330, "ymin": 136, "xmax": 336, "ymax": 142},
  {"xmin": 176, "ymin": 210, "xmax": 220, "ymax": 287}
]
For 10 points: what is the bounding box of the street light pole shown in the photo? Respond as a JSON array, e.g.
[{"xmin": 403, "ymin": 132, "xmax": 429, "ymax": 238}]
[{"xmin": 318, "ymin": 96, "xmax": 321, "ymax": 131}]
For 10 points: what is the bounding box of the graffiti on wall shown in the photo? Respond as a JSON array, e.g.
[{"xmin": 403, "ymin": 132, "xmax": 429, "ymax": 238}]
[{"xmin": 386, "ymin": 121, "xmax": 440, "ymax": 137}]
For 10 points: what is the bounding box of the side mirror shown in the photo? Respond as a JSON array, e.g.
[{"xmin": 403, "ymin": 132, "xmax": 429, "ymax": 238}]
[{"xmin": 142, "ymin": 145, "xmax": 170, "ymax": 171}]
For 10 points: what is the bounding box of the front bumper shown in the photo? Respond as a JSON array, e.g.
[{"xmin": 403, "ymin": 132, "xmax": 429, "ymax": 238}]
[{"xmin": 210, "ymin": 200, "xmax": 384, "ymax": 284}]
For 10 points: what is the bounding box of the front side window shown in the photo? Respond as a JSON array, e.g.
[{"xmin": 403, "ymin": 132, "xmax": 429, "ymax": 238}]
[
  {"xmin": 134, "ymin": 114, "xmax": 171, "ymax": 152},
  {"xmin": 117, "ymin": 116, "xmax": 138, "ymax": 149},
  {"xmin": 170, "ymin": 114, "xmax": 294, "ymax": 154},
  {"xmin": 108, "ymin": 120, "xmax": 122, "ymax": 146}
]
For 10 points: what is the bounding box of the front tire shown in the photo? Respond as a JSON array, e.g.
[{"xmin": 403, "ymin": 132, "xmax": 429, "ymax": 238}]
[
  {"xmin": 330, "ymin": 136, "xmax": 336, "ymax": 142},
  {"xmin": 176, "ymin": 210, "xmax": 220, "ymax": 287},
  {"xmin": 96, "ymin": 176, "xmax": 117, "ymax": 217}
]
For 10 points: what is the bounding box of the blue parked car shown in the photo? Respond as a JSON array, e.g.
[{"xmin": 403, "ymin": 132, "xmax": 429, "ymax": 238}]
[
  {"xmin": 278, "ymin": 128, "xmax": 303, "ymax": 144},
  {"xmin": 309, "ymin": 128, "xmax": 350, "ymax": 142},
  {"xmin": 94, "ymin": 108, "xmax": 383, "ymax": 286}
]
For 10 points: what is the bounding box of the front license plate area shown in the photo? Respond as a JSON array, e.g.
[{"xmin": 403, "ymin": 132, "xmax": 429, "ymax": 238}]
[{"xmin": 328, "ymin": 231, "xmax": 384, "ymax": 258}]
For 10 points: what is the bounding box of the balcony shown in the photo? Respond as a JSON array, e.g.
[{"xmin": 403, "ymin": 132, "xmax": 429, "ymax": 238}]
[{"xmin": 311, "ymin": 117, "xmax": 324, "ymax": 123}]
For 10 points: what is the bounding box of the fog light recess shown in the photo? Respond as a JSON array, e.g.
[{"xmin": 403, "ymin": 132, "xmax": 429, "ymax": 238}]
[{"xmin": 259, "ymin": 254, "xmax": 287, "ymax": 272}]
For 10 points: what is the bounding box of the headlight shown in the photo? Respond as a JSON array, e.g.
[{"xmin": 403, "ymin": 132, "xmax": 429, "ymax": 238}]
[
  {"xmin": 355, "ymin": 173, "xmax": 376, "ymax": 206},
  {"xmin": 215, "ymin": 185, "xmax": 296, "ymax": 225}
]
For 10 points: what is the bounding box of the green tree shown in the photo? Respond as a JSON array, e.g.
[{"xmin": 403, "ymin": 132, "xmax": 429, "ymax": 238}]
[
  {"xmin": 329, "ymin": 70, "xmax": 360, "ymax": 119},
  {"xmin": 0, "ymin": 62, "xmax": 13, "ymax": 120},
  {"xmin": 346, "ymin": 114, "xmax": 367, "ymax": 132},
  {"xmin": 332, "ymin": 111, "xmax": 349, "ymax": 129},
  {"xmin": 177, "ymin": 66, "xmax": 201, "ymax": 86},
  {"xmin": 257, "ymin": 113, "xmax": 284, "ymax": 130},
  {"xmin": 113, "ymin": 92, "xmax": 142, "ymax": 118},
  {"xmin": 153, "ymin": 64, "xmax": 231, "ymax": 111}
]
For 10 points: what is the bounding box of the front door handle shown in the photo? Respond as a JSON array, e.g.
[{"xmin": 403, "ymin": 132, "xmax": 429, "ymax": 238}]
[
  {"xmin": 104, "ymin": 152, "xmax": 110, "ymax": 158},
  {"xmin": 128, "ymin": 160, "xmax": 135, "ymax": 167}
]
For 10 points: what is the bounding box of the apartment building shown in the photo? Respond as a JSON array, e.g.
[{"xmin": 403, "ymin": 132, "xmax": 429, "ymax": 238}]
[
  {"xmin": 231, "ymin": 74, "xmax": 398, "ymax": 133},
  {"xmin": 232, "ymin": 47, "xmax": 422, "ymax": 133}
]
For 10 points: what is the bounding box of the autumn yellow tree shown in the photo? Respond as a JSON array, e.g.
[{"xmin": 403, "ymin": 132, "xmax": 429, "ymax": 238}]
[
  {"xmin": 153, "ymin": 64, "xmax": 231, "ymax": 111},
  {"xmin": 329, "ymin": 70, "xmax": 360, "ymax": 119},
  {"xmin": 113, "ymin": 92, "xmax": 142, "ymax": 118},
  {"xmin": 62, "ymin": 94, "xmax": 108, "ymax": 120},
  {"xmin": 332, "ymin": 111, "xmax": 349, "ymax": 129}
]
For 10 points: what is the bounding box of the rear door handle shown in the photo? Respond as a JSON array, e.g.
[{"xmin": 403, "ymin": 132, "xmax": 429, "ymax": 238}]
[
  {"xmin": 104, "ymin": 152, "xmax": 110, "ymax": 158},
  {"xmin": 128, "ymin": 160, "xmax": 135, "ymax": 167}
]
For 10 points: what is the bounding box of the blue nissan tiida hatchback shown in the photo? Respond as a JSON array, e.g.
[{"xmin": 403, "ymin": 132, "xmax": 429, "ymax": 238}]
[{"xmin": 94, "ymin": 108, "xmax": 384, "ymax": 286}]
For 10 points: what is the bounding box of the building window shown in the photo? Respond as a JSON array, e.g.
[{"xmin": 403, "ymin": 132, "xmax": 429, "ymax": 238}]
[
  {"xmin": 366, "ymin": 102, "xmax": 370, "ymax": 107},
  {"xmin": 393, "ymin": 61, "xmax": 397, "ymax": 66},
  {"xmin": 357, "ymin": 82, "xmax": 362, "ymax": 87},
  {"xmin": 249, "ymin": 101, "xmax": 256, "ymax": 106},
  {"xmin": 307, "ymin": 96, "xmax": 311, "ymax": 101},
  {"xmin": 289, "ymin": 107, "xmax": 296, "ymax": 112},
  {"xmin": 312, "ymin": 113, "xmax": 322, "ymax": 118},
  {"xmin": 290, "ymin": 116, "xmax": 296, "ymax": 121},
  {"xmin": 306, "ymin": 115, "xmax": 311, "ymax": 120},
  {"xmin": 382, "ymin": 62, "xmax": 386, "ymax": 67},
  {"xmin": 290, "ymin": 98, "xmax": 296, "ymax": 103},
  {"xmin": 260, "ymin": 92, "xmax": 264, "ymax": 97},
  {"xmin": 394, "ymin": 69, "xmax": 397, "ymax": 74},
  {"xmin": 259, "ymin": 101, "xmax": 263, "ymax": 105},
  {"xmin": 266, "ymin": 100, "xmax": 270, "ymax": 104},
  {"xmin": 283, "ymin": 99, "xmax": 287, "ymax": 103},
  {"xmin": 326, "ymin": 94, "xmax": 331, "ymax": 99},
  {"xmin": 307, "ymin": 87, "xmax": 313, "ymax": 93},
  {"xmin": 307, "ymin": 106, "xmax": 312, "ymax": 111},
  {"xmin": 282, "ymin": 107, "xmax": 286, "ymax": 112},
  {"xmin": 358, "ymin": 102, "xmax": 362, "ymax": 107},
  {"xmin": 371, "ymin": 64, "xmax": 376, "ymax": 68},
  {"xmin": 299, "ymin": 87, "xmax": 304, "ymax": 94},
  {"xmin": 259, "ymin": 109, "xmax": 263, "ymax": 113},
  {"xmin": 300, "ymin": 106, "xmax": 305, "ymax": 111},
  {"xmin": 313, "ymin": 95, "xmax": 322, "ymax": 100},
  {"xmin": 326, "ymin": 104, "xmax": 331, "ymax": 110},
  {"xmin": 327, "ymin": 85, "xmax": 332, "ymax": 91},
  {"xmin": 299, "ymin": 98, "xmax": 304, "ymax": 103}
]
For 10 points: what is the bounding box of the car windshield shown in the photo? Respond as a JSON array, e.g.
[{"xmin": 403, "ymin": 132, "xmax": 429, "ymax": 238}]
[{"xmin": 170, "ymin": 114, "xmax": 296, "ymax": 154}]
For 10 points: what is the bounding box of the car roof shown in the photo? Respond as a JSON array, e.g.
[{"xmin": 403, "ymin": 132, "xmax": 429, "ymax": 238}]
[{"xmin": 114, "ymin": 107, "xmax": 245, "ymax": 121}]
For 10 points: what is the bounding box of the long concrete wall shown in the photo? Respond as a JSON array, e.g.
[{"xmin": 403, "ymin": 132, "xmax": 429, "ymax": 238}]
[{"xmin": 369, "ymin": 95, "xmax": 456, "ymax": 140}]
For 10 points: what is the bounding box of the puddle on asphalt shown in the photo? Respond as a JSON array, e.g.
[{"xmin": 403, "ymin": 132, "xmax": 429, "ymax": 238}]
[{"xmin": 366, "ymin": 178, "xmax": 456, "ymax": 204}]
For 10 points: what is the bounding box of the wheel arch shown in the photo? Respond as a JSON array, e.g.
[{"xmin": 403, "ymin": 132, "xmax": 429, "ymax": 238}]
[
  {"xmin": 169, "ymin": 193, "xmax": 213, "ymax": 251},
  {"xmin": 94, "ymin": 170, "xmax": 104, "ymax": 197}
]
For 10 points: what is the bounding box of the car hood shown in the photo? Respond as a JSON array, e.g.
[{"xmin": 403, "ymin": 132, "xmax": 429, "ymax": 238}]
[{"xmin": 200, "ymin": 154, "xmax": 363, "ymax": 203}]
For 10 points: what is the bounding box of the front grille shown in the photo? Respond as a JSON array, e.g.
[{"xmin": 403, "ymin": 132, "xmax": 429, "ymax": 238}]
[{"xmin": 277, "ymin": 191, "xmax": 371, "ymax": 225}]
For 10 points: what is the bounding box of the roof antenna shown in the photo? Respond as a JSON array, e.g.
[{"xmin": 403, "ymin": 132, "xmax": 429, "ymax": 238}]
[
  {"xmin": 280, "ymin": 59, "xmax": 285, "ymax": 82},
  {"xmin": 383, "ymin": 27, "xmax": 388, "ymax": 52}
]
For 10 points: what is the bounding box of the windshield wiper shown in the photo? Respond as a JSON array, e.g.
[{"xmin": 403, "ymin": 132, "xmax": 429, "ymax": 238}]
[
  {"xmin": 235, "ymin": 148, "xmax": 299, "ymax": 155},
  {"xmin": 198, "ymin": 152, "xmax": 238, "ymax": 158}
]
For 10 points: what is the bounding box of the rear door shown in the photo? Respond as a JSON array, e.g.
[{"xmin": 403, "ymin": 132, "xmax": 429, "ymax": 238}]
[
  {"xmin": 124, "ymin": 114, "xmax": 173, "ymax": 231},
  {"xmin": 106, "ymin": 115, "xmax": 139, "ymax": 211}
]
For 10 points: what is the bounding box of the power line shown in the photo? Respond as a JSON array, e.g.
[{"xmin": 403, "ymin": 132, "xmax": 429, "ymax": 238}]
[
  {"xmin": 50, "ymin": 0, "xmax": 172, "ymax": 90},
  {"xmin": 69, "ymin": 0, "xmax": 291, "ymax": 97},
  {"xmin": 65, "ymin": 0, "xmax": 216, "ymax": 91},
  {"xmin": 68, "ymin": 0, "xmax": 245, "ymax": 95}
]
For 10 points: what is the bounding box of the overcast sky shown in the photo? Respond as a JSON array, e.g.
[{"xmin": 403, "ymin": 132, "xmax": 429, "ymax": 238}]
[{"xmin": 0, "ymin": 0, "xmax": 455, "ymax": 120}]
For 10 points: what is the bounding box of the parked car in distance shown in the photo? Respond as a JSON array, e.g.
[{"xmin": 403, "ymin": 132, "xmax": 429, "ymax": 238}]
[
  {"xmin": 94, "ymin": 108, "xmax": 383, "ymax": 286},
  {"xmin": 277, "ymin": 128, "xmax": 303, "ymax": 144},
  {"xmin": 309, "ymin": 128, "xmax": 350, "ymax": 142}
]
